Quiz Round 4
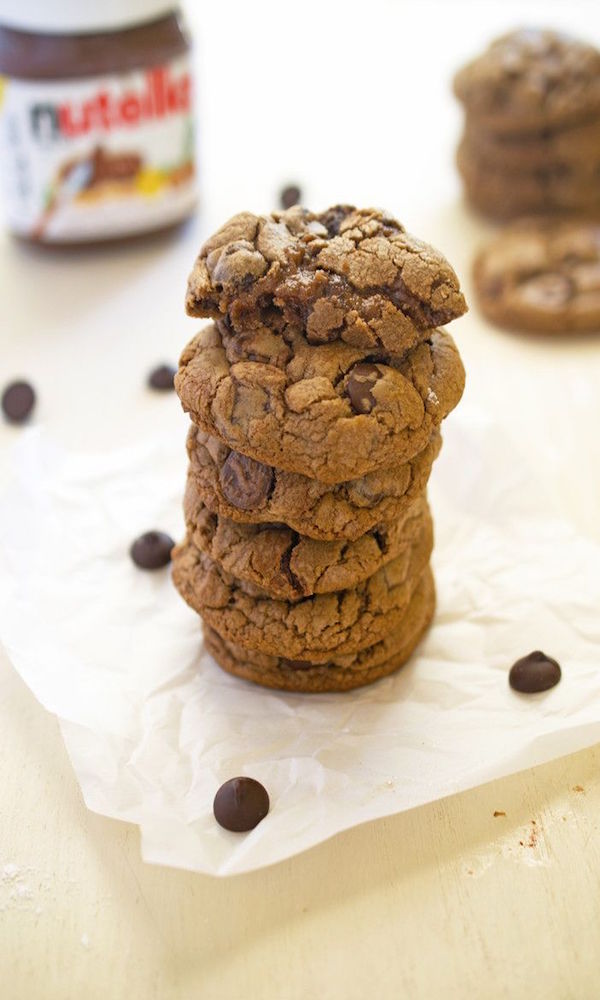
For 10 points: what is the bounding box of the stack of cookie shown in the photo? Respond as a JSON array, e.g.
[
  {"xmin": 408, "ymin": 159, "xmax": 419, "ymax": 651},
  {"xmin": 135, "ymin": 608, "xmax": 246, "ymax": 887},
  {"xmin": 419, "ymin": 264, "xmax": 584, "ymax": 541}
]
[
  {"xmin": 172, "ymin": 206, "xmax": 466, "ymax": 692},
  {"xmin": 454, "ymin": 29, "xmax": 600, "ymax": 220}
]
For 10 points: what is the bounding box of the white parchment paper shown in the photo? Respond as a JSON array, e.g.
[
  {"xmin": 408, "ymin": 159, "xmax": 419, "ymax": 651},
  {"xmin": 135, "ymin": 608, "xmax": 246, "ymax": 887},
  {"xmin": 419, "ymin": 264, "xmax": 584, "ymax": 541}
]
[{"xmin": 1, "ymin": 404, "xmax": 599, "ymax": 876}]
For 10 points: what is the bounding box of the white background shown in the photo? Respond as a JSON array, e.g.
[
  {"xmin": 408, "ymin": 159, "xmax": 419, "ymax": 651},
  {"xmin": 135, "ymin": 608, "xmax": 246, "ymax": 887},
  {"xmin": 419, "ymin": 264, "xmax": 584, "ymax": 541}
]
[{"xmin": 1, "ymin": 0, "xmax": 600, "ymax": 996}]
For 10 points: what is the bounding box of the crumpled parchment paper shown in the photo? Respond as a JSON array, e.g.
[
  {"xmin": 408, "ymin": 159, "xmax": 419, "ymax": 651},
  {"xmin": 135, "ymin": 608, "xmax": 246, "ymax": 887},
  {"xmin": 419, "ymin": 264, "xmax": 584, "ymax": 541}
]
[{"xmin": 1, "ymin": 403, "xmax": 599, "ymax": 876}]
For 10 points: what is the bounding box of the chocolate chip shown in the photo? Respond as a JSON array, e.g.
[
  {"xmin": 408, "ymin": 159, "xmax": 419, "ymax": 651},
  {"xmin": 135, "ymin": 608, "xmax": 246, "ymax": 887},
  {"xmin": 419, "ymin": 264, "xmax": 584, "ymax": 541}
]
[
  {"xmin": 346, "ymin": 363, "xmax": 382, "ymax": 414},
  {"xmin": 509, "ymin": 650, "xmax": 562, "ymax": 693},
  {"xmin": 279, "ymin": 184, "xmax": 302, "ymax": 210},
  {"xmin": 213, "ymin": 777, "xmax": 270, "ymax": 832},
  {"xmin": 130, "ymin": 530, "xmax": 174, "ymax": 570},
  {"xmin": 320, "ymin": 204, "xmax": 351, "ymax": 237},
  {"xmin": 2, "ymin": 380, "xmax": 36, "ymax": 424},
  {"xmin": 220, "ymin": 451, "xmax": 274, "ymax": 510},
  {"xmin": 148, "ymin": 364, "xmax": 176, "ymax": 391},
  {"xmin": 284, "ymin": 659, "xmax": 313, "ymax": 669}
]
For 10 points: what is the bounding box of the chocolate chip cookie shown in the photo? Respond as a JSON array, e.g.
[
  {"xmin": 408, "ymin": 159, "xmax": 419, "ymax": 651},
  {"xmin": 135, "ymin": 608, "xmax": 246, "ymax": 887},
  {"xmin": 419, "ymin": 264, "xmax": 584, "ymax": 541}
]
[
  {"xmin": 176, "ymin": 323, "xmax": 463, "ymax": 483},
  {"xmin": 473, "ymin": 217, "xmax": 600, "ymax": 332},
  {"xmin": 182, "ymin": 493, "xmax": 429, "ymax": 600},
  {"xmin": 185, "ymin": 425, "xmax": 441, "ymax": 541},
  {"xmin": 462, "ymin": 115, "xmax": 600, "ymax": 171},
  {"xmin": 457, "ymin": 140, "xmax": 600, "ymax": 220},
  {"xmin": 202, "ymin": 566, "xmax": 435, "ymax": 692},
  {"xmin": 454, "ymin": 29, "xmax": 600, "ymax": 134},
  {"xmin": 172, "ymin": 507, "xmax": 433, "ymax": 660},
  {"xmin": 185, "ymin": 206, "xmax": 466, "ymax": 355}
]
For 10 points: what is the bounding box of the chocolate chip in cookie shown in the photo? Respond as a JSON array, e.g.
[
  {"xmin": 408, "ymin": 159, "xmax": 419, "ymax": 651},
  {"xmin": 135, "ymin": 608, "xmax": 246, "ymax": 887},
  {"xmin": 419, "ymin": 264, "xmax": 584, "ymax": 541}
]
[
  {"xmin": 345, "ymin": 362, "xmax": 382, "ymax": 414},
  {"xmin": 219, "ymin": 451, "xmax": 274, "ymax": 510}
]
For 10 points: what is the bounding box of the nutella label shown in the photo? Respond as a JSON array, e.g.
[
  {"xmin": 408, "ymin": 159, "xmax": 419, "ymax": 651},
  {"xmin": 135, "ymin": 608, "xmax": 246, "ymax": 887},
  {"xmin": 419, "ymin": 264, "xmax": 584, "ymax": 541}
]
[{"xmin": 0, "ymin": 55, "xmax": 196, "ymax": 241}]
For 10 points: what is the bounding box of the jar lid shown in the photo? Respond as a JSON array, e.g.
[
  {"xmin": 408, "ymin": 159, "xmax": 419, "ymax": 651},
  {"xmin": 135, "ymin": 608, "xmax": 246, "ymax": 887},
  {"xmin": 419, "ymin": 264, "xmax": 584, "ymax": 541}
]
[{"xmin": 0, "ymin": 1, "xmax": 177, "ymax": 34}]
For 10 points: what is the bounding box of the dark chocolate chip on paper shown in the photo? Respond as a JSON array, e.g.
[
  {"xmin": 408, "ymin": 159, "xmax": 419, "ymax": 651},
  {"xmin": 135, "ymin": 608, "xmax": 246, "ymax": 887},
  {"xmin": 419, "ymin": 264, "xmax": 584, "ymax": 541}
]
[
  {"xmin": 509, "ymin": 650, "xmax": 562, "ymax": 693},
  {"xmin": 213, "ymin": 777, "xmax": 270, "ymax": 832},
  {"xmin": 130, "ymin": 530, "xmax": 174, "ymax": 570}
]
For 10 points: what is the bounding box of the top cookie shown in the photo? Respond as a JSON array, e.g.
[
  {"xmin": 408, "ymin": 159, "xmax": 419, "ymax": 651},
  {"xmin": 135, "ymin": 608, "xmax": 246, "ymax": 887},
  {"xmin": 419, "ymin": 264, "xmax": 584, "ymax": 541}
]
[
  {"xmin": 454, "ymin": 29, "xmax": 600, "ymax": 134},
  {"xmin": 186, "ymin": 206, "xmax": 466, "ymax": 354},
  {"xmin": 473, "ymin": 217, "xmax": 600, "ymax": 332}
]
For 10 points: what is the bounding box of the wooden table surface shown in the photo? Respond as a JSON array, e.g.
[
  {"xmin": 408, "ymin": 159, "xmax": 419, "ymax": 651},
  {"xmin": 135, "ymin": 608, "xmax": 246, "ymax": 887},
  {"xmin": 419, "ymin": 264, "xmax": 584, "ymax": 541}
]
[{"xmin": 2, "ymin": 2, "xmax": 600, "ymax": 997}]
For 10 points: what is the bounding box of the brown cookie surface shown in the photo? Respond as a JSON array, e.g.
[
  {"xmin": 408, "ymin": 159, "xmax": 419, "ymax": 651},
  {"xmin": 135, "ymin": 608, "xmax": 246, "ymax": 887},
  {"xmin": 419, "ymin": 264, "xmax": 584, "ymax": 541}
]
[
  {"xmin": 176, "ymin": 323, "xmax": 463, "ymax": 483},
  {"xmin": 474, "ymin": 217, "xmax": 600, "ymax": 332},
  {"xmin": 185, "ymin": 206, "xmax": 466, "ymax": 355},
  {"xmin": 185, "ymin": 425, "xmax": 440, "ymax": 541},
  {"xmin": 172, "ymin": 507, "xmax": 433, "ymax": 660},
  {"xmin": 462, "ymin": 115, "xmax": 600, "ymax": 171},
  {"xmin": 454, "ymin": 29, "xmax": 600, "ymax": 134},
  {"xmin": 457, "ymin": 140, "xmax": 600, "ymax": 219},
  {"xmin": 202, "ymin": 567, "xmax": 435, "ymax": 692},
  {"xmin": 183, "ymin": 492, "xmax": 429, "ymax": 600}
]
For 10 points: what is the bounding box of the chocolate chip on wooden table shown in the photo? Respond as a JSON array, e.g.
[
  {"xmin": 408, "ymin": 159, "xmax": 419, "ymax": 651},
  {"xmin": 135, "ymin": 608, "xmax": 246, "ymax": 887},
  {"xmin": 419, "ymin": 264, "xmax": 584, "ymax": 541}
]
[
  {"xmin": 213, "ymin": 777, "xmax": 270, "ymax": 832},
  {"xmin": 219, "ymin": 451, "xmax": 274, "ymax": 510},
  {"xmin": 148, "ymin": 364, "xmax": 177, "ymax": 391},
  {"xmin": 509, "ymin": 650, "xmax": 562, "ymax": 693},
  {"xmin": 2, "ymin": 380, "xmax": 36, "ymax": 424},
  {"xmin": 130, "ymin": 530, "xmax": 174, "ymax": 569},
  {"xmin": 346, "ymin": 363, "xmax": 382, "ymax": 414},
  {"xmin": 279, "ymin": 184, "xmax": 302, "ymax": 209}
]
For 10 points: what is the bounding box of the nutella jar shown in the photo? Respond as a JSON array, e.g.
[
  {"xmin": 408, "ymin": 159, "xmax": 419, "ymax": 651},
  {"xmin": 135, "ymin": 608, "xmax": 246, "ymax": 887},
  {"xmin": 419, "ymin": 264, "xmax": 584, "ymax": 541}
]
[{"xmin": 0, "ymin": 1, "xmax": 196, "ymax": 245}]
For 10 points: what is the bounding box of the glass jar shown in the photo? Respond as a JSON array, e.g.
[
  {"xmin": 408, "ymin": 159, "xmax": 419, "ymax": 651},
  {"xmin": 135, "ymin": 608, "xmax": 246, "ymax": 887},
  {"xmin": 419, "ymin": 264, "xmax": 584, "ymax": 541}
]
[{"xmin": 0, "ymin": 1, "xmax": 197, "ymax": 245}]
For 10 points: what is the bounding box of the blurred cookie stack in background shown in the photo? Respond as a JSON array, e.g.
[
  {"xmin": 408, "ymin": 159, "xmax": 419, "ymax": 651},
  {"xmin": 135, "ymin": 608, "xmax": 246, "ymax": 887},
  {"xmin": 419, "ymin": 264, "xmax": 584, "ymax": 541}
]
[
  {"xmin": 172, "ymin": 206, "xmax": 466, "ymax": 692},
  {"xmin": 454, "ymin": 29, "xmax": 600, "ymax": 220}
]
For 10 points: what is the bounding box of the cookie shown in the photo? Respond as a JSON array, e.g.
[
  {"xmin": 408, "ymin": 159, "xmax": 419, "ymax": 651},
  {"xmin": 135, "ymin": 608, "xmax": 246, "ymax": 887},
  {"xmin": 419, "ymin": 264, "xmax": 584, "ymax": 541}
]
[
  {"xmin": 185, "ymin": 425, "xmax": 440, "ymax": 541},
  {"xmin": 202, "ymin": 566, "xmax": 435, "ymax": 692},
  {"xmin": 185, "ymin": 206, "xmax": 466, "ymax": 355},
  {"xmin": 454, "ymin": 29, "xmax": 600, "ymax": 134},
  {"xmin": 462, "ymin": 181, "xmax": 600, "ymax": 222},
  {"xmin": 176, "ymin": 322, "xmax": 463, "ymax": 483},
  {"xmin": 473, "ymin": 217, "xmax": 600, "ymax": 332},
  {"xmin": 462, "ymin": 115, "xmax": 600, "ymax": 171},
  {"xmin": 182, "ymin": 493, "xmax": 429, "ymax": 601},
  {"xmin": 457, "ymin": 141, "xmax": 600, "ymax": 219},
  {"xmin": 172, "ymin": 507, "xmax": 433, "ymax": 660}
]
